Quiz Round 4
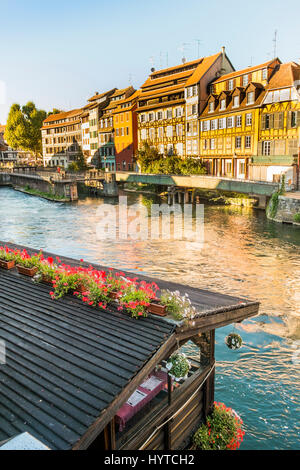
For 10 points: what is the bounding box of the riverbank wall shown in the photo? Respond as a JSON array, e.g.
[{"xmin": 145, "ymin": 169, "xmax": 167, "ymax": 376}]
[
  {"xmin": 0, "ymin": 172, "xmax": 78, "ymax": 201},
  {"xmin": 267, "ymin": 192, "xmax": 300, "ymax": 226}
]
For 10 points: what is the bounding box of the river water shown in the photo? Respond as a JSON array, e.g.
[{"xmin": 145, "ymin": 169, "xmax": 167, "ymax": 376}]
[{"xmin": 0, "ymin": 187, "xmax": 299, "ymax": 450}]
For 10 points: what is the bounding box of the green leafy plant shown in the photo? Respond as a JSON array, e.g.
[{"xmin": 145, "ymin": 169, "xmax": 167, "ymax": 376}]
[
  {"xmin": 193, "ymin": 402, "xmax": 245, "ymax": 450},
  {"xmin": 225, "ymin": 333, "xmax": 243, "ymax": 350},
  {"xmin": 294, "ymin": 213, "xmax": 300, "ymax": 223},
  {"xmin": 166, "ymin": 353, "xmax": 191, "ymax": 381},
  {"xmin": 0, "ymin": 246, "xmax": 16, "ymax": 262},
  {"xmin": 160, "ymin": 290, "xmax": 197, "ymax": 320},
  {"xmin": 15, "ymin": 250, "xmax": 42, "ymax": 268}
]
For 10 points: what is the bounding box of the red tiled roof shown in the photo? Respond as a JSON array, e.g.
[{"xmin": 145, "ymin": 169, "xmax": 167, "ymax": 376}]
[
  {"xmin": 267, "ymin": 62, "xmax": 300, "ymax": 89},
  {"xmin": 88, "ymin": 89, "xmax": 117, "ymax": 102},
  {"xmin": 43, "ymin": 108, "xmax": 82, "ymax": 124}
]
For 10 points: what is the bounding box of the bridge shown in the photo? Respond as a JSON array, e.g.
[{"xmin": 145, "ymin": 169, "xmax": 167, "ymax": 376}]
[{"xmin": 114, "ymin": 172, "xmax": 279, "ymax": 195}]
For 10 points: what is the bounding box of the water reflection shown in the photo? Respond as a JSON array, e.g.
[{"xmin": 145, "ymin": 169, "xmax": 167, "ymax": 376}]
[{"xmin": 0, "ymin": 187, "xmax": 299, "ymax": 450}]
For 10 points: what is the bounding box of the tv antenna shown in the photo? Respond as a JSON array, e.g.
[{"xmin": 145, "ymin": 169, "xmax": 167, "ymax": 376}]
[
  {"xmin": 149, "ymin": 56, "xmax": 155, "ymax": 72},
  {"xmin": 178, "ymin": 42, "xmax": 190, "ymax": 63},
  {"xmin": 195, "ymin": 39, "xmax": 203, "ymax": 58},
  {"xmin": 273, "ymin": 30, "xmax": 278, "ymax": 58}
]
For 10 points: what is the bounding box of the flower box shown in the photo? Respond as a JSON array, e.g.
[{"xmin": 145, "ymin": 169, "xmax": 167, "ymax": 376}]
[
  {"xmin": 42, "ymin": 274, "xmax": 53, "ymax": 285},
  {"xmin": 147, "ymin": 299, "xmax": 167, "ymax": 317},
  {"xmin": 16, "ymin": 265, "xmax": 38, "ymax": 277},
  {"xmin": 0, "ymin": 259, "xmax": 15, "ymax": 270},
  {"xmin": 109, "ymin": 291, "xmax": 119, "ymax": 300}
]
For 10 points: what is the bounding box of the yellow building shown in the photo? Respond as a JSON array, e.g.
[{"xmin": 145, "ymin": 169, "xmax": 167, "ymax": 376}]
[
  {"xmin": 199, "ymin": 59, "xmax": 280, "ymax": 179},
  {"xmin": 137, "ymin": 50, "xmax": 234, "ymax": 158},
  {"xmin": 253, "ymin": 62, "xmax": 300, "ymax": 189}
]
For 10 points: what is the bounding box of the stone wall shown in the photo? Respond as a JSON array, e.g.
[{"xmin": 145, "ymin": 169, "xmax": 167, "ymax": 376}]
[{"xmin": 271, "ymin": 195, "xmax": 300, "ymax": 225}]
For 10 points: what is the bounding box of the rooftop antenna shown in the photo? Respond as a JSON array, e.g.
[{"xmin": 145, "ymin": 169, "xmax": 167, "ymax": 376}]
[
  {"xmin": 273, "ymin": 30, "xmax": 278, "ymax": 58},
  {"xmin": 149, "ymin": 56, "xmax": 155, "ymax": 72},
  {"xmin": 195, "ymin": 39, "xmax": 203, "ymax": 58},
  {"xmin": 178, "ymin": 42, "xmax": 190, "ymax": 63}
]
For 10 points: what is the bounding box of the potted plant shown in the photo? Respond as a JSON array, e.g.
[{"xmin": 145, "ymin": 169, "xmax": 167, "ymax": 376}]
[
  {"xmin": 74, "ymin": 279, "xmax": 111, "ymax": 310},
  {"xmin": 193, "ymin": 402, "xmax": 245, "ymax": 450},
  {"xmin": 160, "ymin": 290, "xmax": 197, "ymax": 321},
  {"xmin": 35, "ymin": 257, "xmax": 58, "ymax": 284},
  {"xmin": 0, "ymin": 246, "xmax": 16, "ymax": 270},
  {"xmin": 15, "ymin": 250, "xmax": 42, "ymax": 277},
  {"xmin": 147, "ymin": 298, "xmax": 167, "ymax": 316},
  {"xmin": 166, "ymin": 352, "xmax": 191, "ymax": 381},
  {"xmin": 50, "ymin": 266, "xmax": 88, "ymax": 299},
  {"xmin": 118, "ymin": 280, "xmax": 157, "ymax": 319}
]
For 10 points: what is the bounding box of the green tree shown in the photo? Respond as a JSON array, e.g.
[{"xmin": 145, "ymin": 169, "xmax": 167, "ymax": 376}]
[
  {"xmin": 136, "ymin": 143, "xmax": 162, "ymax": 172},
  {"xmin": 47, "ymin": 108, "xmax": 63, "ymax": 117},
  {"xmin": 5, "ymin": 101, "xmax": 47, "ymax": 160},
  {"xmin": 68, "ymin": 149, "xmax": 88, "ymax": 172}
]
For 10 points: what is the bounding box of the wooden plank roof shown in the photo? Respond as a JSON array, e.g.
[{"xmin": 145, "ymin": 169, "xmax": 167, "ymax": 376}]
[
  {"xmin": 0, "ymin": 270, "xmax": 175, "ymax": 450},
  {"xmin": 0, "ymin": 242, "xmax": 259, "ymax": 449}
]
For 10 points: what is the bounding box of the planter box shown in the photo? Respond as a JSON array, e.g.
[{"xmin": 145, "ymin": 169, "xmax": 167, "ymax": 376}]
[
  {"xmin": 16, "ymin": 265, "xmax": 38, "ymax": 277},
  {"xmin": 147, "ymin": 300, "xmax": 167, "ymax": 317},
  {"xmin": 42, "ymin": 274, "xmax": 53, "ymax": 285},
  {"xmin": 0, "ymin": 259, "xmax": 15, "ymax": 270},
  {"xmin": 109, "ymin": 291, "xmax": 119, "ymax": 300}
]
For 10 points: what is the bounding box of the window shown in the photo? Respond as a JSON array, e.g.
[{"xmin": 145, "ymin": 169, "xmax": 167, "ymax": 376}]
[
  {"xmin": 236, "ymin": 115, "xmax": 242, "ymax": 127},
  {"xmin": 262, "ymin": 141, "xmax": 271, "ymax": 156},
  {"xmin": 149, "ymin": 128, "xmax": 155, "ymax": 140},
  {"xmin": 247, "ymin": 92, "xmax": 255, "ymax": 105},
  {"xmin": 219, "ymin": 117, "xmax": 226, "ymax": 130},
  {"xmin": 235, "ymin": 137, "xmax": 242, "ymax": 149},
  {"xmin": 158, "ymin": 127, "xmax": 163, "ymax": 138},
  {"xmin": 228, "ymin": 79, "xmax": 234, "ymax": 91},
  {"xmin": 192, "ymin": 104, "xmax": 197, "ymax": 115},
  {"xmin": 166, "ymin": 109, "xmax": 172, "ymax": 119},
  {"xmin": 141, "ymin": 129, "xmax": 147, "ymax": 140},
  {"xmin": 209, "ymin": 102, "xmax": 214, "ymax": 113},
  {"xmin": 246, "ymin": 113, "xmax": 252, "ymax": 127},
  {"xmin": 262, "ymin": 68, "xmax": 268, "ymax": 80},
  {"xmin": 243, "ymin": 75, "xmax": 249, "ymax": 87},
  {"xmin": 166, "ymin": 126, "xmax": 173, "ymax": 137},
  {"xmin": 211, "ymin": 119, "xmax": 218, "ymax": 130},
  {"xmin": 176, "ymin": 124, "xmax": 183, "ymax": 136},
  {"xmin": 148, "ymin": 113, "xmax": 154, "ymax": 122},
  {"xmin": 210, "ymin": 138, "xmax": 216, "ymax": 150},
  {"xmin": 175, "ymin": 107, "xmax": 183, "ymax": 118},
  {"xmin": 220, "ymin": 99, "xmax": 226, "ymax": 110},
  {"xmin": 203, "ymin": 139, "xmax": 208, "ymax": 150},
  {"xmin": 291, "ymin": 111, "xmax": 297, "ymax": 128},
  {"xmin": 140, "ymin": 114, "xmax": 146, "ymax": 123},
  {"xmin": 233, "ymin": 96, "xmax": 239, "ymax": 108},
  {"xmin": 227, "ymin": 116, "xmax": 234, "ymax": 128},
  {"xmin": 157, "ymin": 111, "xmax": 163, "ymax": 120},
  {"xmin": 245, "ymin": 136, "xmax": 251, "ymax": 149},
  {"xmin": 202, "ymin": 120, "xmax": 210, "ymax": 131}
]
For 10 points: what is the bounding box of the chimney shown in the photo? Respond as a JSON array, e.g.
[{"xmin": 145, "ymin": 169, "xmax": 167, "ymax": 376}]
[
  {"xmin": 221, "ymin": 46, "xmax": 226, "ymax": 73},
  {"xmin": 182, "ymin": 57, "xmax": 186, "ymax": 64}
]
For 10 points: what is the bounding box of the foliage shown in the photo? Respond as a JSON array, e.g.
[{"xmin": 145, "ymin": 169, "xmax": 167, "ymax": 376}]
[
  {"xmin": 68, "ymin": 149, "xmax": 88, "ymax": 172},
  {"xmin": 193, "ymin": 402, "xmax": 245, "ymax": 450},
  {"xmin": 166, "ymin": 353, "xmax": 191, "ymax": 380},
  {"xmin": 225, "ymin": 333, "xmax": 243, "ymax": 350},
  {"xmin": 160, "ymin": 290, "xmax": 197, "ymax": 320},
  {"xmin": 0, "ymin": 246, "xmax": 16, "ymax": 261},
  {"xmin": 23, "ymin": 186, "xmax": 66, "ymax": 200},
  {"xmin": 14, "ymin": 250, "xmax": 42, "ymax": 268},
  {"xmin": 5, "ymin": 102, "xmax": 47, "ymax": 158},
  {"xmin": 47, "ymin": 109, "xmax": 63, "ymax": 117},
  {"xmin": 118, "ymin": 279, "xmax": 159, "ymax": 319},
  {"xmin": 136, "ymin": 143, "xmax": 206, "ymax": 176},
  {"xmin": 294, "ymin": 213, "xmax": 300, "ymax": 223}
]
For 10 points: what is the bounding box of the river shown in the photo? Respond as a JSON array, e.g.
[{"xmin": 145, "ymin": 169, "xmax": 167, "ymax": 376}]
[{"xmin": 0, "ymin": 186, "xmax": 299, "ymax": 450}]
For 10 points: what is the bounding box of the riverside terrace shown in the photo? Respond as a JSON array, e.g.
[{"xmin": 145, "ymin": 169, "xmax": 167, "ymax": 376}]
[{"xmin": 0, "ymin": 242, "xmax": 260, "ymax": 450}]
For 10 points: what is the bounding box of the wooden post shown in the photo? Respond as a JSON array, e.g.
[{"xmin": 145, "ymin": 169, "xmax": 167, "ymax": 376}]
[
  {"xmin": 109, "ymin": 417, "xmax": 116, "ymax": 450},
  {"xmin": 164, "ymin": 374, "xmax": 172, "ymax": 450}
]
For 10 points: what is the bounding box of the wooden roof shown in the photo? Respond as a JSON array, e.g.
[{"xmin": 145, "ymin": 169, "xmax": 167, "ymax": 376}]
[{"xmin": 0, "ymin": 242, "xmax": 259, "ymax": 450}]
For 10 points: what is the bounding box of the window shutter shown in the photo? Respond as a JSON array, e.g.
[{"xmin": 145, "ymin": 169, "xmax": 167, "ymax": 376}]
[
  {"xmin": 297, "ymin": 111, "xmax": 300, "ymax": 127},
  {"xmin": 274, "ymin": 113, "xmax": 279, "ymax": 129},
  {"xmin": 279, "ymin": 112, "xmax": 284, "ymax": 129},
  {"xmin": 257, "ymin": 141, "xmax": 262, "ymax": 155},
  {"xmin": 270, "ymin": 141, "xmax": 275, "ymax": 156},
  {"xmin": 270, "ymin": 114, "xmax": 274, "ymax": 129},
  {"xmin": 261, "ymin": 114, "xmax": 266, "ymax": 130},
  {"xmin": 287, "ymin": 111, "xmax": 292, "ymax": 128}
]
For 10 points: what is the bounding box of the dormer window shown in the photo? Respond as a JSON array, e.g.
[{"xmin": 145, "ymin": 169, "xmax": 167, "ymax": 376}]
[
  {"xmin": 209, "ymin": 102, "xmax": 214, "ymax": 113},
  {"xmin": 262, "ymin": 68, "xmax": 268, "ymax": 80},
  {"xmin": 220, "ymin": 99, "xmax": 226, "ymax": 111},
  {"xmin": 233, "ymin": 96, "xmax": 240, "ymax": 108},
  {"xmin": 228, "ymin": 79, "xmax": 234, "ymax": 91},
  {"xmin": 247, "ymin": 92, "xmax": 255, "ymax": 105},
  {"xmin": 243, "ymin": 75, "xmax": 249, "ymax": 87}
]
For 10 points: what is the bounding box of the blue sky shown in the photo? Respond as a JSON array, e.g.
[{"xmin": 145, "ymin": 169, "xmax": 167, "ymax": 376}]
[{"xmin": 0, "ymin": 0, "xmax": 299, "ymax": 123}]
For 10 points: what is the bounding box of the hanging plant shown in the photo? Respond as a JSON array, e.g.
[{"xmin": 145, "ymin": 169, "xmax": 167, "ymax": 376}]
[
  {"xmin": 166, "ymin": 353, "xmax": 191, "ymax": 381},
  {"xmin": 225, "ymin": 333, "xmax": 243, "ymax": 350}
]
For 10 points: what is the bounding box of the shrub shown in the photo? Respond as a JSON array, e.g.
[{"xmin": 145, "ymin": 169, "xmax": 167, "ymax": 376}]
[
  {"xmin": 294, "ymin": 213, "xmax": 300, "ymax": 223},
  {"xmin": 193, "ymin": 402, "xmax": 245, "ymax": 450},
  {"xmin": 160, "ymin": 290, "xmax": 197, "ymax": 320}
]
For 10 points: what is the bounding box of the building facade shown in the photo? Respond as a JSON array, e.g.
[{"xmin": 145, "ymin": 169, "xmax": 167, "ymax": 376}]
[
  {"xmin": 137, "ymin": 49, "xmax": 234, "ymax": 158},
  {"xmin": 42, "ymin": 109, "xmax": 83, "ymax": 167},
  {"xmin": 98, "ymin": 87, "xmax": 135, "ymax": 171},
  {"xmin": 199, "ymin": 59, "xmax": 281, "ymax": 178},
  {"xmin": 113, "ymin": 90, "xmax": 140, "ymax": 171},
  {"xmin": 199, "ymin": 59, "xmax": 300, "ymax": 186}
]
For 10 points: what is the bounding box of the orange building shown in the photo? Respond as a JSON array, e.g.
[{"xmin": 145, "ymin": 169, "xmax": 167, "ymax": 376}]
[{"xmin": 113, "ymin": 90, "xmax": 140, "ymax": 171}]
